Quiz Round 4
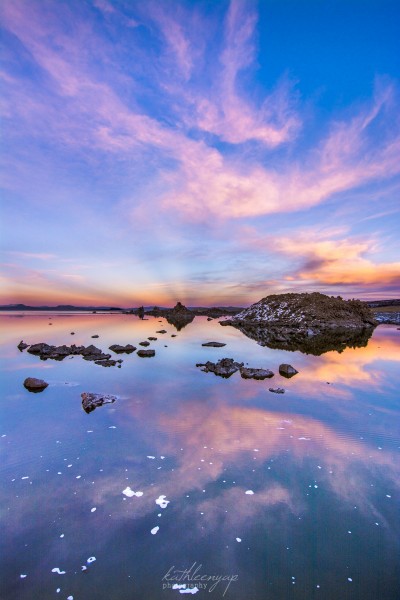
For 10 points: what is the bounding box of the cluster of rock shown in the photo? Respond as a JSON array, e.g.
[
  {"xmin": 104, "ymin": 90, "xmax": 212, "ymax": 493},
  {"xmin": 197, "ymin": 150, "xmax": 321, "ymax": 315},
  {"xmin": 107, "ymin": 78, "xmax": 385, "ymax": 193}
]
[
  {"xmin": 196, "ymin": 357, "xmax": 296, "ymax": 381},
  {"xmin": 220, "ymin": 293, "xmax": 377, "ymax": 355},
  {"xmin": 81, "ymin": 392, "xmax": 117, "ymax": 413},
  {"xmin": 136, "ymin": 302, "xmax": 243, "ymax": 329},
  {"xmin": 21, "ymin": 341, "xmax": 121, "ymax": 367}
]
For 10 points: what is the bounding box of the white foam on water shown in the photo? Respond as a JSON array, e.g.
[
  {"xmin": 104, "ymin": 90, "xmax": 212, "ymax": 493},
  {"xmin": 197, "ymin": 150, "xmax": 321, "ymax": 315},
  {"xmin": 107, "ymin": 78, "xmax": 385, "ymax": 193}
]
[
  {"xmin": 51, "ymin": 568, "xmax": 66, "ymax": 575},
  {"xmin": 122, "ymin": 487, "xmax": 143, "ymax": 497},
  {"xmin": 155, "ymin": 495, "xmax": 169, "ymax": 508},
  {"xmin": 151, "ymin": 526, "xmax": 159, "ymax": 535},
  {"xmin": 245, "ymin": 490, "xmax": 254, "ymax": 495}
]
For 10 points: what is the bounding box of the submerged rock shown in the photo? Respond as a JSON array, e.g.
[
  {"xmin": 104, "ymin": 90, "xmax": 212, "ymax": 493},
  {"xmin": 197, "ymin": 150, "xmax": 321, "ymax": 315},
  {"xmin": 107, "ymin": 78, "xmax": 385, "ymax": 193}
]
[
  {"xmin": 137, "ymin": 349, "xmax": 155, "ymax": 357},
  {"xmin": 156, "ymin": 330, "xmax": 167, "ymax": 334},
  {"xmin": 279, "ymin": 364, "xmax": 299, "ymax": 378},
  {"xmin": 196, "ymin": 358, "xmax": 244, "ymax": 378},
  {"xmin": 23, "ymin": 377, "xmax": 49, "ymax": 392},
  {"xmin": 109, "ymin": 344, "xmax": 136, "ymax": 354},
  {"xmin": 269, "ymin": 387, "xmax": 285, "ymax": 394},
  {"xmin": 94, "ymin": 359, "xmax": 118, "ymax": 367},
  {"xmin": 201, "ymin": 342, "xmax": 226, "ymax": 347},
  {"xmin": 81, "ymin": 392, "xmax": 117, "ymax": 413},
  {"xmin": 240, "ymin": 367, "xmax": 274, "ymax": 380}
]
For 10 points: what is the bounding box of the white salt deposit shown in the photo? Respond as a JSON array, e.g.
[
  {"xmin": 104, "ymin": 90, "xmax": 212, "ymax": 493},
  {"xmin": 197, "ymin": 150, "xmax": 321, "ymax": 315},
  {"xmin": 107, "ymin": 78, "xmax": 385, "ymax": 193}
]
[{"xmin": 155, "ymin": 495, "xmax": 169, "ymax": 508}]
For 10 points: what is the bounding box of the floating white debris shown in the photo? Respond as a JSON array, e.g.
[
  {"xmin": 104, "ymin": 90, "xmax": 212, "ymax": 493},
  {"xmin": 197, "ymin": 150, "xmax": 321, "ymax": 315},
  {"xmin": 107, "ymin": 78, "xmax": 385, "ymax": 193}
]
[
  {"xmin": 21, "ymin": 476, "xmax": 29, "ymax": 480},
  {"xmin": 51, "ymin": 568, "xmax": 66, "ymax": 575},
  {"xmin": 236, "ymin": 538, "xmax": 242, "ymax": 542},
  {"xmin": 20, "ymin": 574, "xmax": 27, "ymax": 579},
  {"xmin": 151, "ymin": 526, "xmax": 159, "ymax": 535},
  {"xmin": 81, "ymin": 566, "xmax": 87, "ymax": 571},
  {"xmin": 245, "ymin": 490, "xmax": 254, "ymax": 495},
  {"xmin": 76, "ymin": 476, "xmax": 81, "ymax": 479},
  {"xmin": 67, "ymin": 465, "xmax": 72, "ymax": 468},
  {"xmin": 67, "ymin": 596, "xmax": 73, "ymax": 600},
  {"xmin": 109, "ymin": 426, "xmax": 116, "ymax": 429},
  {"xmin": 386, "ymin": 495, "xmax": 391, "ymax": 498},
  {"xmin": 147, "ymin": 456, "xmax": 156, "ymax": 459},
  {"xmin": 87, "ymin": 430, "xmax": 93, "ymax": 433},
  {"xmin": 155, "ymin": 495, "xmax": 169, "ymax": 509},
  {"xmin": 87, "ymin": 557, "xmax": 96, "ymax": 564},
  {"xmin": 56, "ymin": 589, "xmax": 60, "ymax": 594},
  {"xmin": 122, "ymin": 487, "xmax": 143, "ymax": 498},
  {"xmin": 160, "ymin": 456, "xmax": 165, "ymax": 459},
  {"xmin": 60, "ymin": 534, "xmax": 64, "ymax": 538},
  {"xmin": 90, "ymin": 507, "xmax": 96, "ymax": 513},
  {"xmin": 298, "ymin": 437, "xmax": 311, "ymax": 441},
  {"xmin": 348, "ymin": 578, "xmax": 353, "ymax": 582}
]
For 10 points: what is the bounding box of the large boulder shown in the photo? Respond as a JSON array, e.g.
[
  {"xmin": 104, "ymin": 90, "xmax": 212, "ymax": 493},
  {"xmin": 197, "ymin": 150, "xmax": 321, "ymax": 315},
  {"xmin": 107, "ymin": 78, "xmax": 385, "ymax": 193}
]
[{"xmin": 23, "ymin": 377, "xmax": 49, "ymax": 392}]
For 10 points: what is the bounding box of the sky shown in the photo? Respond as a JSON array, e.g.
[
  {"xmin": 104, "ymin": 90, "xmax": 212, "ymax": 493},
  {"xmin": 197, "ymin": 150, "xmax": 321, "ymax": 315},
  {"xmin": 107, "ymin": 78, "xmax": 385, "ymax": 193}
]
[{"xmin": 1, "ymin": 0, "xmax": 399, "ymax": 307}]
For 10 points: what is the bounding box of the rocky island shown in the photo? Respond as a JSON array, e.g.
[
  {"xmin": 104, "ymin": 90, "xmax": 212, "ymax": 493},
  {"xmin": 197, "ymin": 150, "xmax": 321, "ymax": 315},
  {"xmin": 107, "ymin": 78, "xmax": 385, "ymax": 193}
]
[{"xmin": 220, "ymin": 292, "xmax": 377, "ymax": 355}]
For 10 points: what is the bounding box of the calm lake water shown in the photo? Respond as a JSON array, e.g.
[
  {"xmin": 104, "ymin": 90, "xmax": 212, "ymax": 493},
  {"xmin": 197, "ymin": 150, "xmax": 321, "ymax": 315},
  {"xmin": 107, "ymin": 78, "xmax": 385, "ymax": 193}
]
[{"xmin": 1, "ymin": 312, "xmax": 399, "ymax": 600}]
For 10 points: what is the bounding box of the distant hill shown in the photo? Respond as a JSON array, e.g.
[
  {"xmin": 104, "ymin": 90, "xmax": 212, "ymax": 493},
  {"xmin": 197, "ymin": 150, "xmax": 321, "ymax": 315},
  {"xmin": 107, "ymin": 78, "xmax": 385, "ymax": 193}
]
[{"xmin": 0, "ymin": 304, "xmax": 124, "ymax": 311}]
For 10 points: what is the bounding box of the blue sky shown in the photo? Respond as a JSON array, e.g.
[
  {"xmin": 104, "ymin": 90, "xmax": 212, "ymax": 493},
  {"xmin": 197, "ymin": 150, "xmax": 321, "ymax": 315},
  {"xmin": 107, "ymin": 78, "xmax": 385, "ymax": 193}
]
[{"xmin": 1, "ymin": 0, "xmax": 399, "ymax": 306}]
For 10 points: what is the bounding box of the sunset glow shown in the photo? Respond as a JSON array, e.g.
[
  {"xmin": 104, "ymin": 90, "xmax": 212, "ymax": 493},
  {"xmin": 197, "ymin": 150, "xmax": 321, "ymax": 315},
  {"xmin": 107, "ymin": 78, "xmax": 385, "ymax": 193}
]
[{"xmin": 1, "ymin": 0, "xmax": 399, "ymax": 306}]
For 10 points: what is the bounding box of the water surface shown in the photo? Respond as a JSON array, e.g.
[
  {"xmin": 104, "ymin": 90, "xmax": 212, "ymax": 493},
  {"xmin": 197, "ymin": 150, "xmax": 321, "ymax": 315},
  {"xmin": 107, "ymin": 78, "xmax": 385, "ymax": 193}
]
[{"xmin": 1, "ymin": 313, "xmax": 399, "ymax": 599}]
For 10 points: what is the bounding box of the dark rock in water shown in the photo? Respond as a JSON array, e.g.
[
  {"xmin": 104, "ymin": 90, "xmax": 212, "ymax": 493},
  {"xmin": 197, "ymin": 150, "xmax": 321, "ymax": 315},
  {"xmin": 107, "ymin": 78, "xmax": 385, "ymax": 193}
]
[
  {"xmin": 17, "ymin": 340, "xmax": 29, "ymax": 351},
  {"xmin": 196, "ymin": 358, "xmax": 244, "ymax": 378},
  {"xmin": 27, "ymin": 342, "xmax": 54, "ymax": 355},
  {"xmin": 81, "ymin": 392, "xmax": 117, "ymax": 413},
  {"xmin": 139, "ymin": 341, "xmax": 150, "ymax": 347},
  {"xmin": 137, "ymin": 349, "xmax": 155, "ymax": 357},
  {"xmin": 279, "ymin": 364, "xmax": 298, "ymax": 378},
  {"xmin": 202, "ymin": 342, "xmax": 226, "ymax": 347},
  {"xmin": 269, "ymin": 387, "xmax": 285, "ymax": 394},
  {"xmin": 156, "ymin": 330, "xmax": 167, "ymax": 334},
  {"xmin": 171, "ymin": 334, "xmax": 177, "ymax": 337},
  {"xmin": 240, "ymin": 367, "xmax": 274, "ymax": 380},
  {"xmin": 207, "ymin": 317, "xmax": 213, "ymax": 321},
  {"xmin": 91, "ymin": 335, "xmax": 99, "ymax": 338},
  {"xmin": 95, "ymin": 359, "xmax": 117, "ymax": 367},
  {"xmin": 70, "ymin": 332, "xmax": 75, "ymax": 335},
  {"xmin": 109, "ymin": 344, "xmax": 136, "ymax": 354},
  {"xmin": 222, "ymin": 292, "xmax": 376, "ymax": 356},
  {"xmin": 148, "ymin": 337, "xmax": 157, "ymax": 341},
  {"xmin": 80, "ymin": 344, "xmax": 103, "ymax": 356},
  {"xmin": 23, "ymin": 377, "xmax": 49, "ymax": 392}
]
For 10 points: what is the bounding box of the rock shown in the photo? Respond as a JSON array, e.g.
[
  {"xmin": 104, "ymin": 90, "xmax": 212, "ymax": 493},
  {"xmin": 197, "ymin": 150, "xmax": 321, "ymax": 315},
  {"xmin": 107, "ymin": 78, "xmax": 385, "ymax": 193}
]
[
  {"xmin": 109, "ymin": 344, "xmax": 136, "ymax": 354},
  {"xmin": 91, "ymin": 335, "xmax": 99, "ymax": 338},
  {"xmin": 196, "ymin": 358, "xmax": 243, "ymax": 378},
  {"xmin": 279, "ymin": 364, "xmax": 299, "ymax": 378},
  {"xmin": 269, "ymin": 387, "xmax": 285, "ymax": 394},
  {"xmin": 207, "ymin": 317, "xmax": 213, "ymax": 321},
  {"xmin": 240, "ymin": 367, "xmax": 274, "ymax": 380},
  {"xmin": 201, "ymin": 342, "xmax": 226, "ymax": 347},
  {"xmin": 17, "ymin": 340, "xmax": 29, "ymax": 351},
  {"xmin": 139, "ymin": 341, "xmax": 150, "ymax": 347},
  {"xmin": 171, "ymin": 334, "xmax": 177, "ymax": 337},
  {"xmin": 23, "ymin": 377, "xmax": 49, "ymax": 392},
  {"xmin": 81, "ymin": 392, "xmax": 117, "ymax": 413},
  {"xmin": 148, "ymin": 337, "xmax": 157, "ymax": 341},
  {"xmin": 70, "ymin": 332, "xmax": 75, "ymax": 335},
  {"xmin": 137, "ymin": 349, "xmax": 155, "ymax": 357},
  {"xmin": 94, "ymin": 359, "xmax": 117, "ymax": 367},
  {"xmin": 156, "ymin": 330, "xmax": 167, "ymax": 334},
  {"xmin": 223, "ymin": 292, "xmax": 377, "ymax": 355},
  {"xmin": 27, "ymin": 342, "xmax": 54, "ymax": 355}
]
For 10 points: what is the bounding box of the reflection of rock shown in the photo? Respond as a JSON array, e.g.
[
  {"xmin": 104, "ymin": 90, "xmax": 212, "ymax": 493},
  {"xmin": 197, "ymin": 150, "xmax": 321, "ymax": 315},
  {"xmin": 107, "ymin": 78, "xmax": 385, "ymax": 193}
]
[
  {"xmin": 81, "ymin": 392, "xmax": 117, "ymax": 413},
  {"xmin": 165, "ymin": 302, "xmax": 195, "ymax": 331},
  {"xmin": 279, "ymin": 364, "xmax": 298, "ymax": 378},
  {"xmin": 17, "ymin": 340, "xmax": 29, "ymax": 351},
  {"xmin": 240, "ymin": 367, "xmax": 274, "ymax": 380},
  {"xmin": 109, "ymin": 344, "xmax": 136, "ymax": 354},
  {"xmin": 196, "ymin": 358, "xmax": 244, "ymax": 378},
  {"xmin": 222, "ymin": 292, "xmax": 376, "ymax": 356},
  {"xmin": 23, "ymin": 377, "xmax": 49, "ymax": 392},
  {"xmin": 202, "ymin": 342, "xmax": 226, "ymax": 347},
  {"xmin": 137, "ymin": 349, "xmax": 155, "ymax": 357}
]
